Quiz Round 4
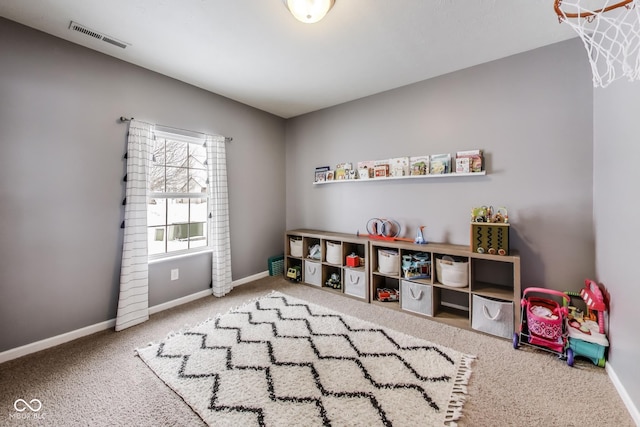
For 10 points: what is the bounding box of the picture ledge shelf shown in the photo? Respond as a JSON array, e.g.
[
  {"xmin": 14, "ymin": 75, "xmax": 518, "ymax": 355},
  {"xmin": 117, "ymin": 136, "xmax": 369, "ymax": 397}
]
[{"xmin": 313, "ymin": 171, "xmax": 486, "ymax": 185}]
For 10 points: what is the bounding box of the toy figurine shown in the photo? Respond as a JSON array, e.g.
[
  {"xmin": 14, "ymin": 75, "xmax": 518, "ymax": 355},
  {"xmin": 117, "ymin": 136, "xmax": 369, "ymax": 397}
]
[{"xmin": 415, "ymin": 226, "xmax": 427, "ymax": 244}]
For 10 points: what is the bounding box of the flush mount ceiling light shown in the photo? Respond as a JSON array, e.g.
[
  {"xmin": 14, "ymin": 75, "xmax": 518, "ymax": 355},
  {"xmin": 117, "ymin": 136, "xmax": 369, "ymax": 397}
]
[{"xmin": 283, "ymin": 0, "xmax": 335, "ymax": 24}]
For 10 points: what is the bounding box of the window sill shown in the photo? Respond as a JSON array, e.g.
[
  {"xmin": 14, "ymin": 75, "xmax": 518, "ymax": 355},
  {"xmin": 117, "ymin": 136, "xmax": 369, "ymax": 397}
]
[{"xmin": 148, "ymin": 248, "xmax": 212, "ymax": 264}]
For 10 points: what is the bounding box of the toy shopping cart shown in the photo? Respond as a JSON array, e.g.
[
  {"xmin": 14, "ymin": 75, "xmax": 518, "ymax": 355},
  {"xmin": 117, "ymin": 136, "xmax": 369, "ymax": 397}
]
[
  {"xmin": 563, "ymin": 279, "xmax": 609, "ymax": 367},
  {"xmin": 513, "ymin": 287, "xmax": 574, "ymax": 366}
]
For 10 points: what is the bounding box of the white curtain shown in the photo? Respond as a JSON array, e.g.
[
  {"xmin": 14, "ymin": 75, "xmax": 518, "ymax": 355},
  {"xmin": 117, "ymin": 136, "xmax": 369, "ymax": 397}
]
[
  {"xmin": 115, "ymin": 120, "xmax": 152, "ymax": 331},
  {"xmin": 206, "ymin": 135, "xmax": 233, "ymax": 297}
]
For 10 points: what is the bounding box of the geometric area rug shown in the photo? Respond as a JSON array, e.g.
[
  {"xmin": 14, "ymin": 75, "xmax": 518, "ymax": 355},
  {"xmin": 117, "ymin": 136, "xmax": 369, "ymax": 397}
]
[{"xmin": 136, "ymin": 291, "xmax": 476, "ymax": 427}]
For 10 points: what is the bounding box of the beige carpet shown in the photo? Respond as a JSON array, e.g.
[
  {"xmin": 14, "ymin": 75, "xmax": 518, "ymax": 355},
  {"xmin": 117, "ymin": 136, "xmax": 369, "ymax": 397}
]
[{"xmin": 0, "ymin": 276, "xmax": 634, "ymax": 426}]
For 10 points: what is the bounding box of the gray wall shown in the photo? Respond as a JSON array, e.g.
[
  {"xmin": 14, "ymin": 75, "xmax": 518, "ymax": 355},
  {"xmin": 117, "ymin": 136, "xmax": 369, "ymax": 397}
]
[
  {"xmin": 594, "ymin": 80, "xmax": 640, "ymax": 410},
  {"xmin": 0, "ymin": 19, "xmax": 286, "ymax": 352},
  {"xmin": 286, "ymin": 39, "xmax": 594, "ymax": 291}
]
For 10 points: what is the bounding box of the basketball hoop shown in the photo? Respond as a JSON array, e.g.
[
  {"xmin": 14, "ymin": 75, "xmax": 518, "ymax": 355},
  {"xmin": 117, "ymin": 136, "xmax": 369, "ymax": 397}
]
[{"xmin": 554, "ymin": 0, "xmax": 640, "ymax": 87}]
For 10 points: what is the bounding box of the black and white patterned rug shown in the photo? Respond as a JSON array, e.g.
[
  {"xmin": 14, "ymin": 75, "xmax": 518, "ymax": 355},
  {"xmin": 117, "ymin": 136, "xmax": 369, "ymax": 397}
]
[{"xmin": 136, "ymin": 291, "xmax": 475, "ymax": 426}]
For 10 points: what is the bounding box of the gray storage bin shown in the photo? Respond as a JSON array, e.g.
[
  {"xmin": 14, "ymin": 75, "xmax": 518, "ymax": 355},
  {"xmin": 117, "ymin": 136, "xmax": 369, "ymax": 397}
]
[
  {"xmin": 400, "ymin": 280, "xmax": 433, "ymax": 316},
  {"xmin": 304, "ymin": 261, "xmax": 322, "ymax": 287},
  {"xmin": 344, "ymin": 269, "xmax": 366, "ymax": 298},
  {"xmin": 472, "ymin": 294, "xmax": 514, "ymax": 339}
]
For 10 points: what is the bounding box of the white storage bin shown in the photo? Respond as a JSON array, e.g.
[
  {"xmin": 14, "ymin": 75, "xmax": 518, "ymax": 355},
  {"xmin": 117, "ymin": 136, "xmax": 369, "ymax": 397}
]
[
  {"xmin": 290, "ymin": 238, "xmax": 303, "ymax": 257},
  {"xmin": 304, "ymin": 261, "xmax": 322, "ymax": 287},
  {"xmin": 436, "ymin": 256, "xmax": 469, "ymax": 288},
  {"xmin": 326, "ymin": 241, "xmax": 342, "ymax": 265},
  {"xmin": 472, "ymin": 294, "xmax": 514, "ymax": 339},
  {"xmin": 378, "ymin": 249, "xmax": 399, "ymax": 275},
  {"xmin": 401, "ymin": 280, "xmax": 433, "ymax": 316},
  {"xmin": 344, "ymin": 269, "xmax": 366, "ymax": 299}
]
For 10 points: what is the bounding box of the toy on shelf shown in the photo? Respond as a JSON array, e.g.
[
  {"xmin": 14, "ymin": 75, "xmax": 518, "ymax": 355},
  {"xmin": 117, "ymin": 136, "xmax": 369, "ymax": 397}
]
[
  {"xmin": 286, "ymin": 265, "xmax": 301, "ymax": 282},
  {"xmin": 471, "ymin": 205, "xmax": 508, "ymax": 223},
  {"xmin": 402, "ymin": 253, "xmax": 431, "ymax": 280},
  {"xmin": 563, "ymin": 279, "xmax": 609, "ymax": 367},
  {"xmin": 325, "ymin": 273, "xmax": 341, "ymax": 290},
  {"xmin": 358, "ymin": 218, "xmax": 415, "ymax": 242},
  {"xmin": 414, "ymin": 226, "xmax": 427, "ymax": 244},
  {"xmin": 470, "ymin": 205, "xmax": 510, "ymax": 256},
  {"xmin": 377, "ymin": 288, "xmax": 399, "ymax": 302}
]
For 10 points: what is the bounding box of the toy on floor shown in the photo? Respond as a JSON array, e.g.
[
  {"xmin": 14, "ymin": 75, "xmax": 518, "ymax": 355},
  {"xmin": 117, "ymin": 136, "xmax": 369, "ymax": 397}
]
[
  {"xmin": 563, "ymin": 279, "xmax": 609, "ymax": 367},
  {"xmin": 513, "ymin": 287, "xmax": 574, "ymax": 366}
]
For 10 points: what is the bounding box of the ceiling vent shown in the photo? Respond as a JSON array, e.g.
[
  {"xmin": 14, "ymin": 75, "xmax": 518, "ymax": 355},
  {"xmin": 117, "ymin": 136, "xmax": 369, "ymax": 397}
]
[{"xmin": 68, "ymin": 21, "xmax": 129, "ymax": 49}]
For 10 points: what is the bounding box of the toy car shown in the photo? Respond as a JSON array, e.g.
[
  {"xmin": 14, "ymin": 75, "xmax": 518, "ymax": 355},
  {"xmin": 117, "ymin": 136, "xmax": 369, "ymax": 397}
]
[
  {"xmin": 286, "ymin": 266, "xmax": 301, "ymax": 282},
  {"xmin": 377, "ymin": 288, "xmax": 399, "ymax": 302}
]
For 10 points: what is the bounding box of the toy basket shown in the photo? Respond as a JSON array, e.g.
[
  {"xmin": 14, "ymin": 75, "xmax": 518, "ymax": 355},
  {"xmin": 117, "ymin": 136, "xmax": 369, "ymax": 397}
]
[
  {"xmin": 435, "ymin": 256, "xmax": 468, "ymax": 288},
  {"xmin": 289, "ymin": 238, "xmax": 303, "ymax": 257},
  {"xmin": 526, "ymin": 296, "xmax": 563, "ymax": 342},
  {"xmin": 268, "ymin": 255, "xmax": 284, "ymax": 276},
  {"xmin": 325, "ymin": 241, "xmax": 342, "ymax": 265},
  {"xmin": 378, "ymin": 249, "xmax": 399, "ymax": 275}
]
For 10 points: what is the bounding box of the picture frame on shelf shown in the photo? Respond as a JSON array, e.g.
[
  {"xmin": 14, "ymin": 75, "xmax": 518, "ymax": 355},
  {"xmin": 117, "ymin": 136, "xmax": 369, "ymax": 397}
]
[{"xmin": 315, "ymin": 166, "xmax": 330, "ymax": 182}]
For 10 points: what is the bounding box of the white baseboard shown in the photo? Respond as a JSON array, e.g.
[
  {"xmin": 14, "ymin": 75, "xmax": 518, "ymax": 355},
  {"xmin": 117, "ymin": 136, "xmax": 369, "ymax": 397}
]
[
  {"xmin": 0, "ymin": 271, "xmax": 270, "ymax": 364},
  {"xmin": 232, "ymin": 270, "xmax": 269, "ymax": 286},
  {"xmin": 606, "ymin": 363, "xmax": 640, "ymax": 426},
  {"xmin": 0, "ymin": 318, "xmax": 117, "ymax": 365}
]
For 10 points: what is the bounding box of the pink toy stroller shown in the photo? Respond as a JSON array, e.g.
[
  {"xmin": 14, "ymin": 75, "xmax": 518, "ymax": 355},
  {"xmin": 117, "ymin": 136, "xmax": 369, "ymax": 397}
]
[{"xmin": 513, "ymin": 287, "xmax": 574, "ymax": 366}]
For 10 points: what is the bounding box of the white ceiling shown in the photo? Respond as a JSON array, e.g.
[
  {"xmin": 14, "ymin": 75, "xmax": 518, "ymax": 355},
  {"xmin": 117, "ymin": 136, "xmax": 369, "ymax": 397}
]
[{"xmin": 0, "ymin": 0, "xmax": 578, "ymax": 118}]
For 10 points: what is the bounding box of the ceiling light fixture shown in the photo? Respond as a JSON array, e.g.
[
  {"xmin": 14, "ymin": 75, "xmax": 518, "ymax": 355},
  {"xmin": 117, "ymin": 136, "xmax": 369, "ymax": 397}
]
[{"xmin": 283, "ymin": 0, "xmax": 335, "ymax": 24}]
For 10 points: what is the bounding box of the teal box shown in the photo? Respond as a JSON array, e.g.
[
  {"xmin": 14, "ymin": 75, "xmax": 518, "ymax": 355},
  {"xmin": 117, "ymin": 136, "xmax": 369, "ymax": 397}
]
[{"xmin": 268, "ymin": 255, "xmax": 284, "ymax": 276}]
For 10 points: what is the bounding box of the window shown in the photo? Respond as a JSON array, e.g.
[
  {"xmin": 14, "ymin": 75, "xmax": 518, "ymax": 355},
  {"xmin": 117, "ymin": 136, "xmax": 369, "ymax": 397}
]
[{"xmin": 148, "ymin": 132, "xmax": 209, "ymax": 258}]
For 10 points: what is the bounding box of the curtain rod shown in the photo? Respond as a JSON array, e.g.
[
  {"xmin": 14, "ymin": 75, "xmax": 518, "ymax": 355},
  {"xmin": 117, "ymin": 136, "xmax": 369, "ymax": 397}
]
[{"xmin": 119, "ymin": 116, "xmax": 232, "ymax": 143}]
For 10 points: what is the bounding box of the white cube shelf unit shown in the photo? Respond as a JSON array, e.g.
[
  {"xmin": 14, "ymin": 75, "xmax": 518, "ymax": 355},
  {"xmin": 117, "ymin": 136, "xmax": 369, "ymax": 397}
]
[
  {"xmin": 285, "ymin": 229, "xmax": 521, "ymax": 339},
  {"xmin": 285, "ymin": 229, "xmax": 370, "ymax": 302},
  {"xmin": 369, "ymin": 239, "xmax": 520, "ymax": 335}
]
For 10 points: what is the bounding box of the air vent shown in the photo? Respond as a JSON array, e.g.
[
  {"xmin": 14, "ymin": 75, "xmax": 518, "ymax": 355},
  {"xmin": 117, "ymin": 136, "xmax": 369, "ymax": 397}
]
[{"xmin": 68, "ymin": 21, "xmax": 129, "ymax": 49}]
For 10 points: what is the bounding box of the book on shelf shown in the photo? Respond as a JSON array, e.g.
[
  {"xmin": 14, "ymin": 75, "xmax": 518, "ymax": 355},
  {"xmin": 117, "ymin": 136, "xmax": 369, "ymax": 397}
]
[
  {"xmin": 315, "ymin": 166, "xmax": 330, "ymax": 182},
  {"xmin": 456, "ymin": 149, "xmax": 483, "ymax": 173},
  {"xmin": 335, "ymin": 162, "xmax": 353, "ymax": 180},
  {"xmin": 429, "ymin": 153, "xmax": 451, "ymax": 174},
  {"xmin": 410, "ymin": 156, "xmax": 430, "ymax": 175},
  {"xmin": 455, "ymin": 157, "xmax": 470, "ymax": 173},
  {"xmin": 389, "ymin": 157, "xmax": 410, "ymax": 177},
  {"xmin": 357, "ymin": 160, "xmax": 375, "ymax": 179},
  {"xmin": 373, "ymin": 159, "xmax": 390, "ymax": 178}
]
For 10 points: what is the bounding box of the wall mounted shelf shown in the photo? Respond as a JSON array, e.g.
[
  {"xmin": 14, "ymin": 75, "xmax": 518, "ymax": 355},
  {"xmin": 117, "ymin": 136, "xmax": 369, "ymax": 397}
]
[{"xmin": 313, "ymin": 171, "xmax": 486, "ymax": 185}]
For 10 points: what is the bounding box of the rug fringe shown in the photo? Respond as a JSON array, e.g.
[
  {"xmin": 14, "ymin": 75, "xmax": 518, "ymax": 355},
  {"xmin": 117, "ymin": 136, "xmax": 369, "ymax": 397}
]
[{"xmin": 444, "ymin": 353, "xmax": 476, "ymax": 426}]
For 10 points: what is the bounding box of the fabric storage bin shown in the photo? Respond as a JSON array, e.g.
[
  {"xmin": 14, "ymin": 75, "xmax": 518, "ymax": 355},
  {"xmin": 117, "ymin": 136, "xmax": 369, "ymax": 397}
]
[
  {"xmin": 401, "ymin": 280, "xmax": 433, "ymax": 316},
  {"xmin": 304, "ymin": 261, "xmax": 322, "ymax": 286},
  {"xmin": 435, "ymin": 256, "xmax": 468, "ymax": 287},
  {"xmin": 344, "ymin": 269, "xmax": 366, "ymax": 299},
  {"xmin": 326, "ymin": 241, "xmax": 342, "ymax": 265},
  {"xmin": 290, "ymin": 238, "xmax": 303, "ymax": 257},
  {"xmin": 378, "ymin": 249, "xmax": 399, "ymax": 275},
  {"xmin": 472, "ymin": 294, "xmax": 514, "ymax": 339}
]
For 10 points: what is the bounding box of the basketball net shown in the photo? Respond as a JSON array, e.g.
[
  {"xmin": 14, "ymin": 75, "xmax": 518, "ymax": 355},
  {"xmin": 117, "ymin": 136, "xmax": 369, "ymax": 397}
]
[{"xmin": 555, "ymin": 0, "xmax": 640, "ymax": 87}]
